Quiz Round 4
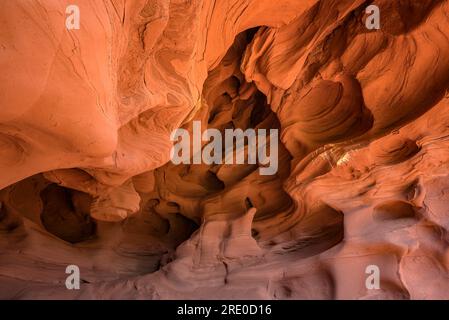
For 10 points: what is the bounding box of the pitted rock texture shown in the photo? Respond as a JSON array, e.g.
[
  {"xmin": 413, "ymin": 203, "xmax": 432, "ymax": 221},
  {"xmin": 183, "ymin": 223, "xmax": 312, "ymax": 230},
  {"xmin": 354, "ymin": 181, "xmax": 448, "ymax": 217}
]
[{"xmin": 1, "ymin": 0, "xmax": 449, "ymax": 299}]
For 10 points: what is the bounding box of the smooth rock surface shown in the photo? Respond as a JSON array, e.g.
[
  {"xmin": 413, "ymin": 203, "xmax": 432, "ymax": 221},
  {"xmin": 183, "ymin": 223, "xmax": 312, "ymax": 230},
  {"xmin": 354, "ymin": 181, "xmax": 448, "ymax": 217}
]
[{"xmin": 1, "ymin": 0, "xmax": 449, "ymax": 299}]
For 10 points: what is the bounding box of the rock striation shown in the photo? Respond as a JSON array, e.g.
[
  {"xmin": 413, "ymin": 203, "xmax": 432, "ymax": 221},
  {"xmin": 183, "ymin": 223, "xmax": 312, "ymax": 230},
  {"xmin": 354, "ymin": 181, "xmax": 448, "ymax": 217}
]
[{"xmin": 1, "ymin": 0, "xmax": 449, "ymax": 299}]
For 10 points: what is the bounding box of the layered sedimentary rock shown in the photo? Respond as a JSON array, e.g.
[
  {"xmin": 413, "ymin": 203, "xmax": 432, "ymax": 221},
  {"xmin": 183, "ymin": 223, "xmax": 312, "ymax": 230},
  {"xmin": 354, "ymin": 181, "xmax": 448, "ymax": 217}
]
[{"xmin": 1, "ymin": 0, "xmax": 449, "ymax": 299}]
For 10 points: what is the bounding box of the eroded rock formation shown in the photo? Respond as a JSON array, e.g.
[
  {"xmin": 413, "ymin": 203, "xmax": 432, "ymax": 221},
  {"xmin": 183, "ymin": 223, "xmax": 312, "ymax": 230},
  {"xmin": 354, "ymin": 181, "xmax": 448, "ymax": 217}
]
[{"xmin": 1, "ymin": 0, "xmax": 449, "ymax": 299}]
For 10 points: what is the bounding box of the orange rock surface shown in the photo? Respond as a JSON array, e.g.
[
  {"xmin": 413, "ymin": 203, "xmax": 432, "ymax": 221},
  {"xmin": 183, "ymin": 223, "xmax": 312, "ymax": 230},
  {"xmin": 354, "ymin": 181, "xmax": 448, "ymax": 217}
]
[{"xmin": 1, "ymin": 0, "xmax": 449, "ymax": 299}]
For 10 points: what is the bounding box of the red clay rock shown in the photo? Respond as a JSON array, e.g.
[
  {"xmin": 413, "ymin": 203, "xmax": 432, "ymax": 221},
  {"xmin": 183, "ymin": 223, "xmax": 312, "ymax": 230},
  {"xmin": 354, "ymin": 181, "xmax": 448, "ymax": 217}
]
[{"xmin": 1, "ymin": 0, "xmax": 449, "ymax": 299}]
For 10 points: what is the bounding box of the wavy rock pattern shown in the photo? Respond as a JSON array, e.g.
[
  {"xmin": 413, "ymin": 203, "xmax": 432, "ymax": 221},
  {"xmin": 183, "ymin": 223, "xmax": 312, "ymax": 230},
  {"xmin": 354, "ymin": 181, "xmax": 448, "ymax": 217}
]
[{"xmin": 1, "ymin": 0, "xmax": 449, "ymax": 299}]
